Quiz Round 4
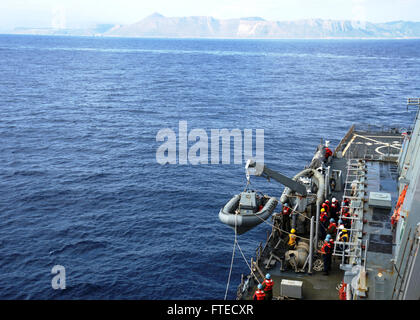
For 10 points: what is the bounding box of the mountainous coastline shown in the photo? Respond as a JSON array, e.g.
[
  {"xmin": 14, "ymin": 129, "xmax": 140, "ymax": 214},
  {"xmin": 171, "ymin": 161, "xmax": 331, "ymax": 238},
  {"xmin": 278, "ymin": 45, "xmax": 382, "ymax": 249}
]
[
  {"xmin": 12, "ymin": 24, "xmax": 116, "ymax": 37},
  {"xmin": 10, "ymin": 13, "xmax": 420, "ymax": 39}
]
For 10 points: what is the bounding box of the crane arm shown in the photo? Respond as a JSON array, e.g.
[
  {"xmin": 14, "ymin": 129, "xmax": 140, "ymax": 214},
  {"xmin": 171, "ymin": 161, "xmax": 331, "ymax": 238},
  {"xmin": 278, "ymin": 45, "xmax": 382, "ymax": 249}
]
[{"xmin": 245, "ymin": 159, "xmax": 307, "ymax": 197}]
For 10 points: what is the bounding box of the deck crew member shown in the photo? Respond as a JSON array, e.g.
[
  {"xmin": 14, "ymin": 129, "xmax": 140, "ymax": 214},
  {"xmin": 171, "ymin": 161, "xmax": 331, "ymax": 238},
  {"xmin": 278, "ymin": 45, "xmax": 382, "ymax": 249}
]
[
  {"xmin": 262, "ymin": 273, "xmax": 274, "ymax": 300},
  {"xmin": 341, "ymin": 206, "xmax": 351, "ymax": 228},
  {"xmin": 282, "ymin": 203, "xmax": 292, "ymax": 235},
  {"xmin": 288, "ymin": 229, "xmax": 297, "ymax": 249},
  {"xmin": 253, "ymin": 284, "xmax": 266, "ymax": 301},
  {"xmin": 327, "ymin": 218, "xmax": 337, "ymax": 237},
  {"xmin": 338, "ymin": 227, "xmax": 348, "ymax": 240},
  {"xmin": 318, "ymin": 236, "xmax": 332, "ymax": 275},
  {"xmin": 338, "ymin": 228, "xmax": 349, "ymax": 263},
  {"xmin": 322, "ymin": 200, "xmax": 330, "ymax": 217},
  {"xmin": 343, "ymin": 198, "xmax": 350, "ymax": 210},
  {"xmin": 329, "ymin": 237, "xmax": 335, "ymax": 252},
  {"xmin": 330, "ymin": 197, "xmax": 340, "ymax": 221},
  {"xmin": 324, "ymin": 141, "xmax": 333, "ymax": 163},
  {"xmin": 338, "ymin": 228, "xmax": 349, "ymax": 248},
  {"xmin": 319, "ymin": 208, "xmax": 329, "ymax": 240}
]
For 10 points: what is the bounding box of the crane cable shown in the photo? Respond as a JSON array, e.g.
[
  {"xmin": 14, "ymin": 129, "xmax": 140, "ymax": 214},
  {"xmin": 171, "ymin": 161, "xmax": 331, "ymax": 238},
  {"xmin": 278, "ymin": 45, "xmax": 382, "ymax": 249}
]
[
  {"xmin": 252, "ymin": 208, "xmax": 311, "ymax": 241},
  {"xmin": 224, "ymin": 210, "xmax": 237, "ymax": 300},
  {"xmin": 224, "ymin": 209, "xmax": 263, "ymax": 300}
]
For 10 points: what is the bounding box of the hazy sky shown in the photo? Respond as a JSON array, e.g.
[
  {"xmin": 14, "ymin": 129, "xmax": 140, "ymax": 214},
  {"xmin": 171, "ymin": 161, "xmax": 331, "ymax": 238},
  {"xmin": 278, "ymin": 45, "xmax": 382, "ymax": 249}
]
[{"xmin": 1, "ymin": 0, "xmax": 420, "ymax": 30}]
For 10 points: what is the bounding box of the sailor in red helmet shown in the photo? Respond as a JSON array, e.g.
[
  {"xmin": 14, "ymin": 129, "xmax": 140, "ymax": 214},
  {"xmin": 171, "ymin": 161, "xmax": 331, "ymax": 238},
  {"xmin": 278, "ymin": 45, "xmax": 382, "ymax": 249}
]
[{"xmin": 262, "ymin": 273, "xmax": 274, "ymax": 300}]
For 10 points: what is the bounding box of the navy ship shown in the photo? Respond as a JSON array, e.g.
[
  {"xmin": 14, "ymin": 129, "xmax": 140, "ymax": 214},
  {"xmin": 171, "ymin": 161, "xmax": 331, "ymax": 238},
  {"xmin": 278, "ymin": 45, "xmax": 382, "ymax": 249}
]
[{"xmin": 220, "ymin": 98, "xmax": 420, "ymax": 300}]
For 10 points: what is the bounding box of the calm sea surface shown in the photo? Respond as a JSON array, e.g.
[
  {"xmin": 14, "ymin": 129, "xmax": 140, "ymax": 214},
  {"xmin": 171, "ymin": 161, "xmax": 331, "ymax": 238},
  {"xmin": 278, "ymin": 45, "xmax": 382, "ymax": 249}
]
[{"xmin": 0, "ymin": 35, "xmax": 419, "ymax": 299}]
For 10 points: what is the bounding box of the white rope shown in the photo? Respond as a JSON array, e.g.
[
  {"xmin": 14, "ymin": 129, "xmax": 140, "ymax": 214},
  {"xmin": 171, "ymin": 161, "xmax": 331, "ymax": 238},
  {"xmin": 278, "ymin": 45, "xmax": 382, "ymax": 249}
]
[
  {"xmin": 224, "ymin": 214, "xmax": 237, "ymax": 300},
  {"xmin": 236, "ymin": 240, "xmax": 261, "ymax": 285},
  {"xmin": 224, "ymin": 209, "xmax": 269, "ymax": 299},
  {"xmin": 252, "ymin": 209, "xmax": 311, "ymax": 241}
]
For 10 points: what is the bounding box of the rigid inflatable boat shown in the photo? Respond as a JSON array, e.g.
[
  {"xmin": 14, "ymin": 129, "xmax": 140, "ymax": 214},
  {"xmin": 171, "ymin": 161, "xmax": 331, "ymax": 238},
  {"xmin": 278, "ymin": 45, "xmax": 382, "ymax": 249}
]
[{"xmin": 219, "ymin": 190, "xmax": 278, "ymax": 235}]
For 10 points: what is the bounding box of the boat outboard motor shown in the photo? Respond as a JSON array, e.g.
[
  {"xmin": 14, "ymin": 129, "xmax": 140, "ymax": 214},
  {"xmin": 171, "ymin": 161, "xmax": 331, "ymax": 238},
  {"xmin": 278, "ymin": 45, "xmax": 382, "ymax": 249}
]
[{"xmin": 239, "ymin": 191, "xmax": 258, "ymax": 215}]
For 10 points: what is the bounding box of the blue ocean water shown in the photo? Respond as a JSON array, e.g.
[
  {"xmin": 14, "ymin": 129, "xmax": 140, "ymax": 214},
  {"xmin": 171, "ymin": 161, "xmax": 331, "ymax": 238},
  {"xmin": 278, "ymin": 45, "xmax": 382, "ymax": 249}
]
[{"xmin": 0, "ymin": 35, "xmax": 419, "ymax": 299}]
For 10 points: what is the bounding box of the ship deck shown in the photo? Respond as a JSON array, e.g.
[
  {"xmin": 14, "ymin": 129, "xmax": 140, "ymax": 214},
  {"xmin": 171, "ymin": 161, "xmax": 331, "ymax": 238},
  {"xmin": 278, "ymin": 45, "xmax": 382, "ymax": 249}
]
[
  {"xmin": 333, "ymin": 127, "xmax": 402, "ymax": 299},
  {"xmin": 239, "ymin": 126, "xmax": 404, "ymax": 300}
]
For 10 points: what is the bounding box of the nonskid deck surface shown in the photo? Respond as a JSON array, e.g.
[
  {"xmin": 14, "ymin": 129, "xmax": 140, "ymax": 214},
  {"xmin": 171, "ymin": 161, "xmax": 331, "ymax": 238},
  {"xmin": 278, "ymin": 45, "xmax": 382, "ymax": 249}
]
[
  {"xmin": 336, "ymin": 129, "xmax": 402, "ymax": 299},
  {"xmin": 337, "ymin": 129, "xmax": 403, "ymax": 160},
  {"xmin": 264, "ymin": 255, "xmax": 343, "ymax": 300},
  {"xmin": 240, "ymin": 128, "xmax": 403, "ymax": 300},
  {"xmin": 361, "ymin": 161, "xmax": 397, "ymax": 299}
]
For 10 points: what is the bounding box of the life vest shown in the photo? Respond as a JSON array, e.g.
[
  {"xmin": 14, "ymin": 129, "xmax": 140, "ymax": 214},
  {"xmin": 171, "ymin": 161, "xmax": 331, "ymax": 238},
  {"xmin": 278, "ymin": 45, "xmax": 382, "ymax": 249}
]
[
  {"xmin": 391, "ymin": 185, "xmax": 408, "ymax": 225},
  {"xmin": 322, "ymin": 203, "xmax": 330, "ymax": 213},
  {"xmin": 321, "ymin": 242, "xmax": 331, "ymax": 254},
  {"xmin": 254, "ymin": 289, "xmax": 265, "ymax": 300},
  {"xmin": 320, "ymin": 212, "xmax": 328, "ymax": 223},
  {"xmin": 328, "ymin": 223, "xmax": 337, "ymax": 234},
  {"xmin": 288, "ymin": 234, "xmax": 296, "ymax": 246},
  {"xmin": 339, "ymin": 232, "xmax": 349, "ymax": 242},
  {"xmin": 343, "ymin": 198, "xmax": 350, "ymax": 207},
  {"xmin": 325, "ymin": 147, "xmax": 333, "ymax": 158},
  {"xmin": 263, "ymin": 279, "xmax": 273, "ymax": 292},
  {"xmin": 282, "ymin": 207, "xmax": 291, "ymax": 215},
  {"xmin": 342, "ymin": 213, "xmax": 351, "ymax": 227}
]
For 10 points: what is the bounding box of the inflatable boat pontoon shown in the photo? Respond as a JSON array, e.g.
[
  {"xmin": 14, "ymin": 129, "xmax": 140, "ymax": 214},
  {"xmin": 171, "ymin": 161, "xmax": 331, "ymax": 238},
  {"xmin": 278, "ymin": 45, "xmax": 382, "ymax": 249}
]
[{"xmin": 219, "ymin": 190, "xmax": 278, "ymax": 235}]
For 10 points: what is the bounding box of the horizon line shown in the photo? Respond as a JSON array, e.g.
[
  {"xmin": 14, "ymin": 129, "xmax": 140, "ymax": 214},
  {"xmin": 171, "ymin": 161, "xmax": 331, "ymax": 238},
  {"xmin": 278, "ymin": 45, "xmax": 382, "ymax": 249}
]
[{"xmin": 3, "ymin": 33, "xmax": 420, "ymax": 41}]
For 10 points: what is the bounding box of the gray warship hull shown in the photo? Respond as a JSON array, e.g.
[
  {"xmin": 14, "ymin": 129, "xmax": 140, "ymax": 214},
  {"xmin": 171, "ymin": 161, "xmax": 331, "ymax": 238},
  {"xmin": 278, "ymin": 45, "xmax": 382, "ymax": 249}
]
[{"xmin": 233, "ymin": 99, "xmax": 420, "ymax": 300}]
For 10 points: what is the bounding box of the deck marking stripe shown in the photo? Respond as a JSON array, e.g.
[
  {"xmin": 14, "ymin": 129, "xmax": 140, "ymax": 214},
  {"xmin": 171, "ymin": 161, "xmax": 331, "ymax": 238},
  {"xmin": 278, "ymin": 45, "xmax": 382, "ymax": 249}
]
[
  {"xmin": 353, "ymin": 134, "xmax": 401, "ymax": 150},
  {"xmin": 342, "ymin": 135, "xmax": 357, "ymax": 156}
]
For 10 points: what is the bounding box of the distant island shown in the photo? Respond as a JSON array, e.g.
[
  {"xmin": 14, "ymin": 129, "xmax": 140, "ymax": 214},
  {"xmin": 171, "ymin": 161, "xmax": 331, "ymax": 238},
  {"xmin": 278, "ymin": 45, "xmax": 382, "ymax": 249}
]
[{"xmin": 10, "ymin": 13, "xmax": 420, "ymax": 39}]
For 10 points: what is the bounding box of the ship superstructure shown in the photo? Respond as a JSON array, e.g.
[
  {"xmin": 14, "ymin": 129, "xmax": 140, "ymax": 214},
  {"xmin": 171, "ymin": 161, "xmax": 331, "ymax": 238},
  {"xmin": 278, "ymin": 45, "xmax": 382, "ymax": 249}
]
[{"xmin": 227, "ymin": 99, "xmax": 420, "ymax": 300}]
